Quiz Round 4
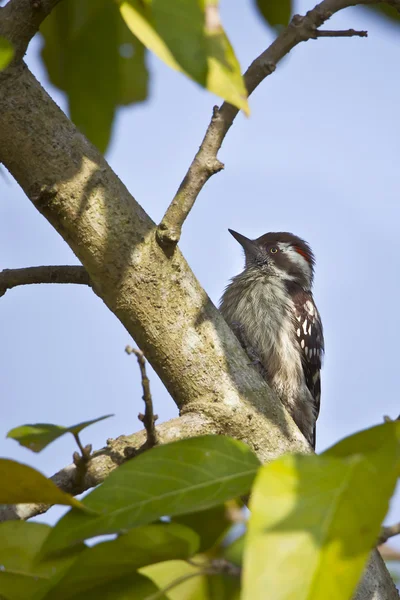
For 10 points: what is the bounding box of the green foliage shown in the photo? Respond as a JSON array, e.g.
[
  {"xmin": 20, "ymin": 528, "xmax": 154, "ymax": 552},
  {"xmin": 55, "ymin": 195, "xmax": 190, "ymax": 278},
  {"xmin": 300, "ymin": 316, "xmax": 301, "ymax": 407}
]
[
  {"xmin": 2, "ymin": 424, "xmax": 400, "ymax": 599},
  {"xmin": 39, "ymin": 523, "xmax": 198, "ymax": 600},
  {"xmin": 255, "ymin": 0, "xmax": 292, "ymax": 27},
  {"xmin": 0, "ymin": 522, "xmax": 84, "ymax": 600},
  {"xmin": 0, "ymin": 36, "xmax": 13, "ymax": 71},
  {"xmin": 40, "ymin": 0, "xmax": 148, "ymax": 152},
  {"xmin": 7, "ymin": 415, "xmax": 113, "ymax": 453},
  {"xmin": 119, "ymin": 0, "xmax": 249, "ymax": 114},
  {"xmin": 242, "ymin": 421, "xmax": 400, "ymax": 600},
  {"xmin": 173, "ymin": 504, "xmax": 232, "ymax": 553},
  {"xmin": 0, "ymin": 458, "xmax": 86, "ymax": 510},
  {"xmin": 38, "ymin": 0, "xmax": 250, "ymax": 152},
  {"xmin": 142, "ymin": 559, "xmax": 208, "ymax": 599},
  {"xmin": 60, "ymin": 572, "xmax": 166, "ymax": 600},
  {"xmin": 142, "ymin": 558, "xmax": 241, "ymax": 600},
  {"xmin": 41, "ymin": 435, "xmax": 260, "ymax": 556}
]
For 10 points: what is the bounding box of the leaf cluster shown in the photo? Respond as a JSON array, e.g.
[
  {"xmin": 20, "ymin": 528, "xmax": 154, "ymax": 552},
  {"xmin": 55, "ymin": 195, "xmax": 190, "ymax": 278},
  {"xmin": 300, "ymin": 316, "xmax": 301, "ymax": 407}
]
[{"xmin": 1, "ymin": 422, "xmax": 400, "ymax": 599}]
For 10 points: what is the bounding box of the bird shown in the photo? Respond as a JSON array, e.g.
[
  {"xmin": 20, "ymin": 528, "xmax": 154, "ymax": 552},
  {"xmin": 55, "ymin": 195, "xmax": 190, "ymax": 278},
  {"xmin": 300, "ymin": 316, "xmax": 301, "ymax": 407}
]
[{"xmin": 220, "ymin": 229, "xmax": 324, "ymax": 449}]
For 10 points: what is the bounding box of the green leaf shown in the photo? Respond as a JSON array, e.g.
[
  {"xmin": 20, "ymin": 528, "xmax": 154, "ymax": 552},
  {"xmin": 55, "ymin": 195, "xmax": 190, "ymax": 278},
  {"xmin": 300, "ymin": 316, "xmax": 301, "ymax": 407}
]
[
  {"xmin": 51, "ymin": 572, "xmax": 167, "ymax": 600},
  {"xmin": 0, "ymin": 522, "xmax": 84, "ymax": 600},
  {"xmin": 7, "ymin": 414, "xmax": 114, "ymax": 453},
  {"xmin": 324, "ymin": 421, "xmax": 400, "ymax": 464},
  {"xmin": 242, "ymin": 421, "xmax": 400, "ymax": 600},
  {"xmin": 141, "ymin": 560, "xmax": 208, "ymax": 600},
  {"xmin": 40, "ymin": 0, "xmax": 148, "ymax": 152},
  {"xmin": 254, "ymin": 0, "xmax": 292, "ymax": 28},
  {"xmin": 0, "ymin": 36, "xmax": 13, "ymax": 71},
  {"xmin": 173, "ymin": 505, "xmax": 232, "ymax": 553},
  {"xmin": 41, "ymin": 435, "xmax": 260, "ymax": 556},
  {"xmin": 143, "ymin": 557, "xmax": 241, "ymax": 600},
  {"xmin": 40, "ymin": 523, "xmax": 198, "ymax": 600},
  {"xmin": 120, "ymin": 0, "xmax": 249, "ymax": 114},
  {"xmin": 152, "ymin": 0, "xmax": 207, "ymax": 84},
  {"xmin": 0, "ymin": 459, "xmax": 87, "ymax": 510}
]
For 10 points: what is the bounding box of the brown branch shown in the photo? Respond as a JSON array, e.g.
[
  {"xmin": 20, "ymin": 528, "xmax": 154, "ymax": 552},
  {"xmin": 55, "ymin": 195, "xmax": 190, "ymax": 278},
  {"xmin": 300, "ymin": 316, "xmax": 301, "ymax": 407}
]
[
  {"xmin": 72, "ymin": 433, "xmax": 93, "ymax": 487},
  {"xmin": 126, "ymin": 346, "xmax": 158, "ymax": 448},
  {"xmin": 379, "ymin": 523, "xmax": 400, "ymax": 546},
  {"xmin": 0, "ymin": 0, "xmax": 63, "ymax": 59},
  {"xmin": 0, "ymin": 265, "xmax": 90, "ymax": 295},
  {"xmin": 315, "ymin": 28, "xmax": 368, "ymax": 37},
  {"xmin": 0, "ymin": 266, "xmax": 91, "ymax": 297},
  {"xmin": 157, "ymin": 0, "xmax": 376, "ymax": 246}
]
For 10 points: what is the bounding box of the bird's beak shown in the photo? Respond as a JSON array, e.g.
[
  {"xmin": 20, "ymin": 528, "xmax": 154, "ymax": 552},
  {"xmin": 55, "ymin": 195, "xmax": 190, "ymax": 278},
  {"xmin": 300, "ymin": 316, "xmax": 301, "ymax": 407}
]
[{"xmin": 228, "ymin": 229, "xmax": 257, "ymax": 256}]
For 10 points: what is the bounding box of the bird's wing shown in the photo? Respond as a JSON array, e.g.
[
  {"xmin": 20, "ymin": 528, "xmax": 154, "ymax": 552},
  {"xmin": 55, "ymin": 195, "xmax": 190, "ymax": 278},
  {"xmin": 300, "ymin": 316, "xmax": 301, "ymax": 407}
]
[{"xmin": 292, "ymin": 289, "xmax": 324, "ymax": 447}]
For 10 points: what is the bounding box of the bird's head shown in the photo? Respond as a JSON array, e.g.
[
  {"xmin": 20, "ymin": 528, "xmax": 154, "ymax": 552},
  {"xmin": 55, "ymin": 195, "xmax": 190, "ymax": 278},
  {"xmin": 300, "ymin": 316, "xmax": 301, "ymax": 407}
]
[{"xmin": 229, "ymin": 229, "xmax": 315, "ymax": 290}]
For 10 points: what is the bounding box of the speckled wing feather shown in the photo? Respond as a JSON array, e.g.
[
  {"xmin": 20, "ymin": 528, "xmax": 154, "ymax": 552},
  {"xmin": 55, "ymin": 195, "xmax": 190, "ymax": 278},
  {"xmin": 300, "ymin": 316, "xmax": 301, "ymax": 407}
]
[{"xmin": 292, "ymin": 289, "xmax": 324, "ymax": 448}]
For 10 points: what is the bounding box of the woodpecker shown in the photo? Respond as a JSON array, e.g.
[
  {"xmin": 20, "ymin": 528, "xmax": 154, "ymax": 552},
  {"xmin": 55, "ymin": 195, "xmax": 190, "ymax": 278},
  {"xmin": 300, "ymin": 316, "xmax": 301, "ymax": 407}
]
[{"xmin": 220, "ymin": 230, "xmax": 324, "ymax": 449}]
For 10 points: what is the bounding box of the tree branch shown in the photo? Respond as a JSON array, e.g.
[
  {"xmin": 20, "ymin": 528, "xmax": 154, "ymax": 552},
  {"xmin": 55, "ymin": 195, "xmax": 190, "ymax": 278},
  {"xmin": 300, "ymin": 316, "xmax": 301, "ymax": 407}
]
[
  {"xmin": 157, "ymin": 0, "xmax": 375, "ymax": 245},
  {"xmin": 0, "ymin": 412, "xmax": 216, "ymax": 523},
  {"xmin": 315, "ymin": 28, "xmax": 368, "ymax": 37},
  {"xmin": 0, "ymin": 0, "xmax": 62, "ymax": 59},
  {"xmin": 126, "ymin": 346, "xmax": 158, "ymax": 448},
  {"xmin": 0, "ymin": 266, "xmax": 91, "ymax": 297},
  {"xmin": 378, "ymin": 522, "xmax": 400, "ymax": 545}
]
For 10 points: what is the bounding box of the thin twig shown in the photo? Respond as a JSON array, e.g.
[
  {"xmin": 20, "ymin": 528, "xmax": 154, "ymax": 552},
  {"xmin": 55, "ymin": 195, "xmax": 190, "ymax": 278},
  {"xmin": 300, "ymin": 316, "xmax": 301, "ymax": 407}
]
[
  {"xmin": 72, "ymin": 434, "xmax": 92, "ymax": 487},
  {"xmin": 315, "ymin": 28, "xmax": 368, "ymax": 37},
  {"xmin": 207, "ymin": 558, "xmax": 241, "ymax": 577},
  {"xmin": 379, "ymin": 523, "xmax": 400, "ymax": 546},
  {"xmin": 73, "ymin": 433, "xmax": 87, "ymax": 457},
  {"xmin": 125, "ymin": 346, "xmax": 158, "ymax": 447},
  {"xmin": 0, "ymin": 266, "xmax": 91, "ymax": 297},
  {"xmin": 157, "ymin": 0, "xmax": 375, "ymax": 246}
]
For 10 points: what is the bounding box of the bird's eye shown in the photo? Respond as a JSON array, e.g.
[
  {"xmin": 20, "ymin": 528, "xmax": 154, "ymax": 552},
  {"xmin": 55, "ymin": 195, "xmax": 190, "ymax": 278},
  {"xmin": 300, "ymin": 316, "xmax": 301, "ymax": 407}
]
[{"xmin": 270, "ymin": 247, "xmax": 278, "ymax": 254}]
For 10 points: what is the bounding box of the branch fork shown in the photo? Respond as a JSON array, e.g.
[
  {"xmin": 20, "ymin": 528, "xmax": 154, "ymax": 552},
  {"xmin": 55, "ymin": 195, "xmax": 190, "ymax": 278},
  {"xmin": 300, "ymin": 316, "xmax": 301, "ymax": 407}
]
[{"xmin": 156, "ymin": 1, "xmax": 370, "ymax": 248}]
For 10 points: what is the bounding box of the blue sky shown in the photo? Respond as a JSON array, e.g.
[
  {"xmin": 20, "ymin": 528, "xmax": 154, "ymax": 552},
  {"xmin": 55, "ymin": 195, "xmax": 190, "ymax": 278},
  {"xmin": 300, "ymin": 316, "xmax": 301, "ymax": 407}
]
[{"xmin": 1, "ymin": 1, "xmax": 400, "ymax": 530}]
